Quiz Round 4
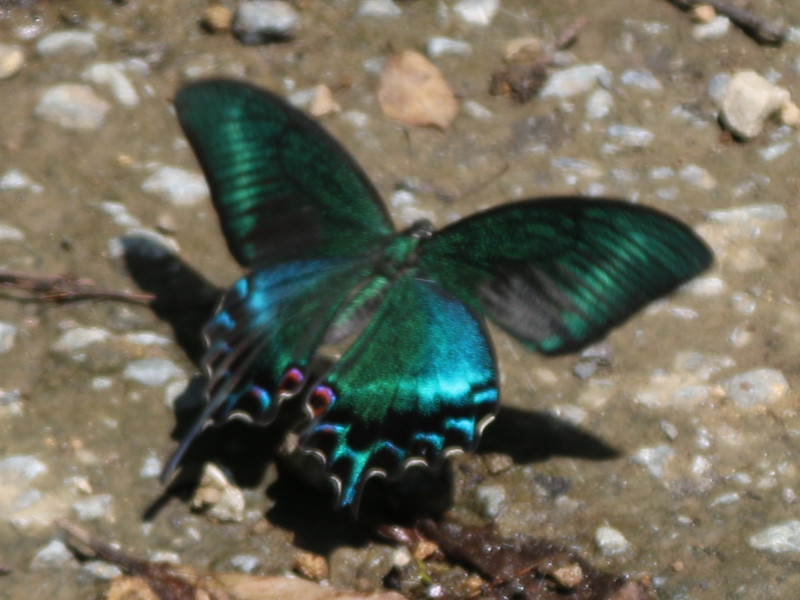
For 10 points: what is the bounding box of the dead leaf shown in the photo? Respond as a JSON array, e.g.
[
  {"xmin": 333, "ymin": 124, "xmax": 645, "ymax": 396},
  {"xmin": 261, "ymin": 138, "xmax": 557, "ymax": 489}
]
[{"xmin": 377, "ymin": 50, "xmax": 458, "ymax": 129}]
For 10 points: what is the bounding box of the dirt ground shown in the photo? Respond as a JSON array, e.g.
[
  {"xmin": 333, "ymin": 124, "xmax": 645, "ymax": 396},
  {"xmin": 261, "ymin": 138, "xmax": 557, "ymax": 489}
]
[{"xmin": 1, "ymin": 1, "xmax": 800, "ymax": 598}]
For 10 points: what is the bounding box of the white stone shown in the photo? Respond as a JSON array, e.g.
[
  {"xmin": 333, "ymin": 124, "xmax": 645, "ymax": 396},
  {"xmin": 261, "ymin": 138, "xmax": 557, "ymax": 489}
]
[
  {"xmin": 141, "ymin": 165, "xmax": 209, "ymax": 206},
  {"xmin": 453, "ymin": 0, "xmax": 499, "ymax": 27},
  {"xmin": 35, "ymin": 84, "xmax": 111, "ymax": 130},
  {"xmin": 750, "ymin": 521, "xmax": 800, "ymax": 553},
  {"xmin": 720, "ymin": 71, "xmax": 791, "ymax": 139},
  {"xmin": 595, "ymin": 526, "xmax": 631, "ymax": 556}
]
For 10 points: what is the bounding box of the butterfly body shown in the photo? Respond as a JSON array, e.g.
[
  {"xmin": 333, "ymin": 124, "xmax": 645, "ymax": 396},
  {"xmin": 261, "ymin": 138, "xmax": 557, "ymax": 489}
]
[{"xmin": 161, "ymin": 79, "xmax": 713, "ymax": 510}]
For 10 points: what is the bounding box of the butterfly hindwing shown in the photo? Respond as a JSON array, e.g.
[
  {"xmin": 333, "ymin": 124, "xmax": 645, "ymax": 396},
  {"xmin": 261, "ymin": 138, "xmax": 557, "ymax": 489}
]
[
  {"xmin": 419, "ymin": 198, "xmax": 713, "ymax": 354},
  {"xmin": 300, "ymin": 275, "xmax": 499, "ymax": 509},
  {"xmin": 160, "ymin": 257, "xmax": 371, "ymax": 482},
  {"xmin": 175, "ymin": 79, "xmax": 393, "ymax": 267}
]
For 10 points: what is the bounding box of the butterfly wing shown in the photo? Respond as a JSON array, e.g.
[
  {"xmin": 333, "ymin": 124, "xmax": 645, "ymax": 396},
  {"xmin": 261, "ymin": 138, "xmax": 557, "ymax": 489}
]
[
  {"xmin": 175, "ymin": 79, "xmax": 393, "ymax": 266},
  {"xmin": 300, "ymin": 275, "xmax": 499, "ymax": 509},
  {"xmin": 419, "ymin": 198, "xmax": 712, "ymax": 354},
  {"xmin": 161, "ymin": 257, "xmax": 372, "ymax": 482},
  {"xmin": 163, "ymin": 80, "xmax": 394, "ymax": 481}
]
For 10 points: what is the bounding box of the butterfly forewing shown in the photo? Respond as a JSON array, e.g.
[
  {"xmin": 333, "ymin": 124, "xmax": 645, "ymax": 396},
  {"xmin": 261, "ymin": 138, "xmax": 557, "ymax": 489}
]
[
  {"xmin": 419, "ymin": 198, "xmax": 713, "ymax": 354},
  {"xmin": 175, "ymin": 79, "xmax": 394, "ymax": 267},
  {"xmin": 301, "ymin": 275, "xmax": 499, "ymax": 509}
]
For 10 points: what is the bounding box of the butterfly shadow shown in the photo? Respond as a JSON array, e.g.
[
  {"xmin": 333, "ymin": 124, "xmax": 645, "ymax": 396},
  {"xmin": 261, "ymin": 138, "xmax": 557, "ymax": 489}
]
[{"xmin": 479, "ymin": 407, "xmax": 619, "ymax": 463}]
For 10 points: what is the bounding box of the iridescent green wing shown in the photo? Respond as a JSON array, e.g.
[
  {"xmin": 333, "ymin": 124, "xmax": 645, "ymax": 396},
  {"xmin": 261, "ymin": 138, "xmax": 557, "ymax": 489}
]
[
  {"xmin": 161, "ymin": 257, "xmax": 371, "ymax": 482},
  {"xmin": 300, "ymin": 275, "xmax": 499, "ymax": 510},
  {"xmin": 175, "ymin": 79, "xmax": 393, "ymax": 266},
  {"xmin": 419, "ymin": 198, "xmax": 712, "ymax": 354}
]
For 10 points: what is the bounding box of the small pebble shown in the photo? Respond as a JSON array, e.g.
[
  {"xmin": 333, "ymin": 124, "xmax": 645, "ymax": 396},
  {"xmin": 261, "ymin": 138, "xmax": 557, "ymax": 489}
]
[
  {"xmin": 295, "ymin": 551, "xmax": 329, "ymax": 580},
  {"xmin": 82, "ymin": 63, "xmax": 140, "ymax": 107},
  {"xmin": 30, "ymin": 539, "xmax": 76, "ymax": 571},
  {"xmin": 691, "ymin": 4, "xmax": 716, "ymax": 23},
  {"xmin": 453, "ymin": 0, "xmax": 500, "ymax": 27},
  {"xmin": 693, "ymin": 15, "xmax": 730, "ymax": 41},
  {"xmin": 233, "ymin": 1, "xmax": 299, "ymax": 45},
  {"xmin": 123, "ymin": 358, "xmax": 185, "ymax": 387},
  {"xmin": 779, "ymin": 101, "xmax": 800, "ymax": 126},
  {"xmin": 475, "ymin": 484, "xmax": 506, "ymax": 518},
  {"xmin": 141, "ymin": 165, "xmax": 209, "ymax": 206},
  {"xmin": 0, "ymin": 43, "xmax": 24, "ymax": 79},
  {"xmin": 230, "ymin": 554, "xmax": 261, "ymax": 574},
  {"xmin": 36, "ymin": 31, "xmax": 97, "ymax": 56},
  {"xmin": 720, "ymin": 71, "xmax": 791, "ymax": 139},
  {"xmin": 0, "ymin": 222, "xmax": 25, "ymax": 241},
  {"xmin": 0, "ymin": 322, "xmax": 17, "ymax": 354},
  {"xmin": 595, "ymin": 526, "xmax": 631, "ymax": 556},
  {"xmin": 0, "ymin": 168, "xmax": 42, "ymax": 192},
  {"xmin": 52, "ymin": 327, "xmax": 111, "ymax": 353},
  {"xmin": 540, "ymin": 64, "xmax": 612, "ymax": 99},
  {"xmin": 606, "ymin": 124, "xmax": 654, "ymax": 148},
  {"xmin": 79, "ymin": 560, "xmax": 122, "ymax": 581},
  {"xmin": 705, "ymin": 203, "xmax": 787, "ymax": 224},
  {"xmin": 679, "ymin": 164, "xmax": 716, "ymax": 189},
  {"xmin": 619, "ymin": 68, "xmax": 662, "ymax": 92},
  {"xmin": 202, "ymin": 4, "xmax": 234, "ymax": 32},
  {"xmin": 192, "ymin": 463, "xmax": 246, "ymax": 522},
  {"xmin": 35, "ymin": 84, "xmax": 111, "ymax": 130},
  {"xmin": 427, "ymin": 37, "xmax": 472, "ymax": 58},
  {"xmin": 631, "ymin": 445, "xmax": 674, "ymax": 479},
  {"xmin": 139, "ymin": 452, "xmax": 162, "ymax": 479},
  {"xmin": 71, "ymin": 494, "xmax": 113, "ymax": 521},
  {"xmin": 758, "ymin": 141, "xmax": 792, "ymax": 162},
  {"xmin": 585, "ymin": 88, "xmax": 614, "ymax": 120},
  {"xmin": 0, "ymin": 455, "xmax": 48, "ymax": 482},
  {"xmin": 721, "ymin": 368, "xmax": 789, "ymax": 408},
  {"xmin": 750, "ymin": 521, "xmax": 800, "ymax": 553},
  {"xmin": 357, "ymin": 0, "xmax": 402, "ymax": 18}
]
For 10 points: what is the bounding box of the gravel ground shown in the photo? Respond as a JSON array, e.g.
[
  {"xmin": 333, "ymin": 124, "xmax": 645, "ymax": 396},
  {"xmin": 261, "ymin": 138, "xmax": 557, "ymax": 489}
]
[{"xmin": 1, "ymin": 1, "xmax": 800, "ymax": 598}]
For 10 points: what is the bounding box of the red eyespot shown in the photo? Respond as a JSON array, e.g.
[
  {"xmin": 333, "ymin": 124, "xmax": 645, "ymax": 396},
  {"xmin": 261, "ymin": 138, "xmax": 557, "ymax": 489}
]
[
  {"xmin": 308, "ymin": 385, "xmax": 335, "ymax": 418},
  {"xmin": 278, "ymin": 367, "xmax": 304, "ymax": 396}
]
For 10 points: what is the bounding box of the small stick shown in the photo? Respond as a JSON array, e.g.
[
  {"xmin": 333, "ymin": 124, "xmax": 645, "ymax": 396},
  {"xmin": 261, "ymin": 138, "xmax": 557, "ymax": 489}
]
[
  {"xmin": 0, "ymin": 269, "xmax": 154, "ymax": 305},
  {"xmin": 665, "ymin": 0, "xmax": 787, "ymax": 45}
]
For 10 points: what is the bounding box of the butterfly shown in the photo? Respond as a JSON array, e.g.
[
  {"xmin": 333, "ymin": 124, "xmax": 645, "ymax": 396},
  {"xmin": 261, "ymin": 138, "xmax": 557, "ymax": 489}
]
[{"xmin": 159, "ymin": 79, "xmax": 712, "ymax": 510}]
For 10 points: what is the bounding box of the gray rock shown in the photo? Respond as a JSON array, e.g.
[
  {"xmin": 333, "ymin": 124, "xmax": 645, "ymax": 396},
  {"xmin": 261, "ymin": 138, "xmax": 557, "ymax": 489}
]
[
  {"xmin": 234, "ymin": 1, "xmax": 299, "ymax": 45},
  {"xmin": 35, "ymin": 84, "xmax": 111, "ymax": 130},
  {"xmin": 619, "ymin": 68, "xmax": 662, "ymax": 92},
  {"xmin": 0, "ymin": 322, "xmax": 17, "ymax": 354},
  {"xmin": 750, "ymin": 521, "xmax": 800, "ymax": 553},
  {"xmin": 357, "ymin": 0, "xmax": 402, "ymax": 18},
  {"xmin": 71, "ymin": 494, "xmax": 113, "ymax": 521},
  {"xmin": 36, "ymin": 31, "xmax": 97, "ymax": 56},
  {"xmin": 82, "ymin": 63, "xmax": 139, "ymax": 107},
  {"xmin": 541, "ymin": 64, "xmax": 612, "ymax": 99},
  {"xmin": 123, "ymin": 358, "xmax": 185, "ymax": 387},
  {"xmin": 606, "ymin": 124, "xmax": 654, "ymax": 148},
  {"xmin": 572, "ymin": 361, "xmax": 597, "ymax": 380},
  {"xmin": 720, "ymin": 71, "xmax": 791, "ymax": 139},
  {"xmin": 141, "ymin": 165, "xmax": 209, "ymax": 206},
  {"xmin": 707, "ymin": 72, "xmax": 731, "ymax": 104},
  {"xmin": 427, "ymin": 37, "xmax": 472, "ymax": 58},
  {"xmin": 0, "ymin": 43, "xmax": 24, "ymax": 79},
  {"xmin": 595, "ymin": 526, "xmax": 631, "ymax": 556},
  {"xmin": 453, "ymin": 0, "xmax": 499, "ymax": 27},
  {"xmin": 721, "ymin": 368, "xmax": 789, "ymax": 408},
  {"xmin": 30, "ymin": 539, "xmax": 76, "ymax": 571}
]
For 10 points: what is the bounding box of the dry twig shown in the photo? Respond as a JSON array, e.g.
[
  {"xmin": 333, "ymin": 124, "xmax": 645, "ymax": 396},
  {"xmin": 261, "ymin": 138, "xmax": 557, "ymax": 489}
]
[{"xmin": 0, "ymin": 269, "xmax": 154, "ymax": 305}]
